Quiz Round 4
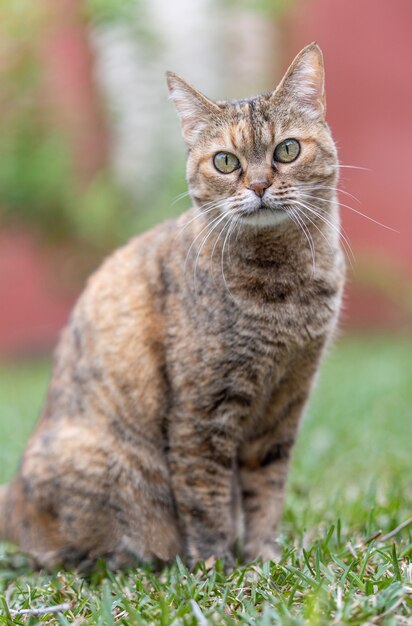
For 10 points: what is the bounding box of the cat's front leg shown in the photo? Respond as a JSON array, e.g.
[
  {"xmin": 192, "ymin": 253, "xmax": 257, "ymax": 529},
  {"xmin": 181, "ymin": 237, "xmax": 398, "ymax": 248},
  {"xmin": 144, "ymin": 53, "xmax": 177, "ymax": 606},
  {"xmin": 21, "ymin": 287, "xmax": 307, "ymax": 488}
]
[
  {"xmin": 240, "ymin": 444, "xmax": 291, "ymax": 563},
  {"xmin": 239, "ymin": 388, "xmax": 311, "ymax": 563},
  {"xmin": 168, "ymin": 412, "xmax": 240, "ymax": 568}
]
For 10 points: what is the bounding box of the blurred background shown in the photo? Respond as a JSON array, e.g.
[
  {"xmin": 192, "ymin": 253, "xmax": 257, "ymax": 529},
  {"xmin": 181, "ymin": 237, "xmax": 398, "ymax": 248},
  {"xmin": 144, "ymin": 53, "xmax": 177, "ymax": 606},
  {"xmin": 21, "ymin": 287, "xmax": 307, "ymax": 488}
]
[
  {"xmin": 0, "ymin": 0, "xmax": 411, "ymax": 357},
  {"xmin": 0, "ymin": 1, "xmax": 411, "ymax": 541}
]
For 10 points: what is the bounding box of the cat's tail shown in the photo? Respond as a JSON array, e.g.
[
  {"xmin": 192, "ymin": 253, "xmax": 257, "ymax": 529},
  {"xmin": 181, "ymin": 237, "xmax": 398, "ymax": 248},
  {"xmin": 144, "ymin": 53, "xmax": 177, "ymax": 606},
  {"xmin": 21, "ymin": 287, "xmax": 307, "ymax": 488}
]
[{"xmin": 0, "ymin": 482, "xmax": 19, "ymax": 544}]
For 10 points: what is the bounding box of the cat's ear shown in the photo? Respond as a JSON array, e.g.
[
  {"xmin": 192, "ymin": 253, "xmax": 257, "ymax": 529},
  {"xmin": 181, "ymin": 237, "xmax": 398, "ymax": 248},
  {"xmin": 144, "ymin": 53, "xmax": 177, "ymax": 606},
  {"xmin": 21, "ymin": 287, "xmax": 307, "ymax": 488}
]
[
  {"xmin": 166, "ymin": 72, "xmax": 220, "ymax": 146},
  {"xmin": 272, "ymin": 43, "xmax": 326, "ymax": 119}
]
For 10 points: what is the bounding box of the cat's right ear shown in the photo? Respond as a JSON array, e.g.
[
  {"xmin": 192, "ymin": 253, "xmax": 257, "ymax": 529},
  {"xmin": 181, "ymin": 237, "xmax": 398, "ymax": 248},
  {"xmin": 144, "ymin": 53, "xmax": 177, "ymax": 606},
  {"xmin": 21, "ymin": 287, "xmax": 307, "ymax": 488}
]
[
  {"xmin": 271, "ymin": 43, "xmax": 326, "ymax": 119},
  {"xmin": 166, "ymin": 72, "xmax": 220, "ymax": 146}
]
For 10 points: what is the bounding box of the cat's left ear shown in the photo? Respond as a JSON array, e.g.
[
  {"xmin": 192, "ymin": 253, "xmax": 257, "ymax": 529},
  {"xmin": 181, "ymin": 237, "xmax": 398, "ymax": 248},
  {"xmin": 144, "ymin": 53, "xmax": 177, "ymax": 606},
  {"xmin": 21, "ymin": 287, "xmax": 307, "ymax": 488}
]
[
  {"xmin": 166, "ymin": 72, "xmax": 221, "ymax": 146},
  {"xmin": 272, "ymin": 43, "xmax": 326, "ymax": 119}
]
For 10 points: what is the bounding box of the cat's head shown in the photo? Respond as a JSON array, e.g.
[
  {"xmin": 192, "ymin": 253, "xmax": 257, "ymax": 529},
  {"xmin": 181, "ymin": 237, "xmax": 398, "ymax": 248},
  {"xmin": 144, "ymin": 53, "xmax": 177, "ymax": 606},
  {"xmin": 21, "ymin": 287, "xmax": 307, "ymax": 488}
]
[{"xmin": 167, "ymin": 43, "xmax": 338, "ymax": 228}]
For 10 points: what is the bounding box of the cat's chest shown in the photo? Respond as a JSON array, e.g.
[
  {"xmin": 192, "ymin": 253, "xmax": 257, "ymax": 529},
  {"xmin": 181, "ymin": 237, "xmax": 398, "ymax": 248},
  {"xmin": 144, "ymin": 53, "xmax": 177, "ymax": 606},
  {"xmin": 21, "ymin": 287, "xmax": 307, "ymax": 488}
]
[
  {"xmin": 217, "ymin": 272, "xmax": 340, "ymax": 404},
  {"xmin": 217, "ymin": 269, "xmax": 342, "ymax": 350},
  {"xmin": 170, "ymin": 262, "xmax": 343, "ymax": 404}
]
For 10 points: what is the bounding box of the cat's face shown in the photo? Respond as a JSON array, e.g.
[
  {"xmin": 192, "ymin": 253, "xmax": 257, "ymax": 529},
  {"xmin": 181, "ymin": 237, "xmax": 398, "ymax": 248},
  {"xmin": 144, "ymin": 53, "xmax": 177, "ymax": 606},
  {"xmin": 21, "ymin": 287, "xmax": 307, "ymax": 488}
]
[{"xmin": 167, "ymin": 44, "xmax": 338, "ymax": 229}]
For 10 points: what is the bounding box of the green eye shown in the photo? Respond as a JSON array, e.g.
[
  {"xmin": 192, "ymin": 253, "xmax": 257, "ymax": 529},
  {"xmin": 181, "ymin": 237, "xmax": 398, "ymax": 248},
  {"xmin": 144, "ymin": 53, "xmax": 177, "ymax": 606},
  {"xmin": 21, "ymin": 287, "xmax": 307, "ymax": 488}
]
[
  {"xmin": 274, "ymin": 139, "xmax": 300, "ymax": 163},
  {"xmin": 213, "ymin": 152, "xmax": 240, "ymax": 174}
]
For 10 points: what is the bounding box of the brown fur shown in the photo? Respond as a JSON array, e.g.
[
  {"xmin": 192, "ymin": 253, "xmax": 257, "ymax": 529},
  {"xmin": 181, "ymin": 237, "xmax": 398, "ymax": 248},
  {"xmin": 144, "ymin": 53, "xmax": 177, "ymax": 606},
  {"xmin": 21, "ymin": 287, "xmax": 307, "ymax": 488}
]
[{"xmin": 0, "ymin": 44, "xmax": 345, "ymax": 569}]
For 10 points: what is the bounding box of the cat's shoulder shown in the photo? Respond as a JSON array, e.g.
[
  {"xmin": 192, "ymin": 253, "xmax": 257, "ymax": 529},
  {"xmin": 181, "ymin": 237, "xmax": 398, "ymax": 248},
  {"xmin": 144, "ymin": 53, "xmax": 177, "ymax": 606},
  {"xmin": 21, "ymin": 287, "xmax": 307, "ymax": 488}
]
[
  {"xmin": 86, "ymin": 218, "xmax": 178, "ymax": 289},
  {"xmin": 65, "ymin": 217, "xmax": 179, "ymax": 334}
]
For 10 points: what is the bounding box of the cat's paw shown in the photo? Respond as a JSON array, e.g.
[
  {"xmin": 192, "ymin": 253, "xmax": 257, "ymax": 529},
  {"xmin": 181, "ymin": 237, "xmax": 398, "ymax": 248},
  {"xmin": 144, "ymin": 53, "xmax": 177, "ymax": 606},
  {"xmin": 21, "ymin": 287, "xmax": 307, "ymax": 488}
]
[
  {"xmin": 188, "ymin": 549, "xmax": 235, "ymax": 572},
  {"xmin": 244, "ymin": 540, "xmax": 281, "ymax": 564}
]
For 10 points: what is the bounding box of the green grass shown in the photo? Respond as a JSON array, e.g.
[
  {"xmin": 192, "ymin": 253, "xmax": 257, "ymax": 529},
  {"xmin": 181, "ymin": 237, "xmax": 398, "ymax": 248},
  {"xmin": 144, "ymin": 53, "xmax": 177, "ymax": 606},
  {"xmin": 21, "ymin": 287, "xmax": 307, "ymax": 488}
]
[{"xmin": 1, "ymin": 336, "xmax": 412, "ymax": 624}]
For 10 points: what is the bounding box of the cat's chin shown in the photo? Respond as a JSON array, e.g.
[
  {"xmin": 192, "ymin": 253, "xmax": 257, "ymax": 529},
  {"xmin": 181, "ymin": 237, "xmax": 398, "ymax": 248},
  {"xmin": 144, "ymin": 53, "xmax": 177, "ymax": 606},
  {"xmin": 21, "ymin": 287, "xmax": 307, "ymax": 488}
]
[{"xmin": 237, "ymin": 208, "xmax": 290, "ymax": 228}]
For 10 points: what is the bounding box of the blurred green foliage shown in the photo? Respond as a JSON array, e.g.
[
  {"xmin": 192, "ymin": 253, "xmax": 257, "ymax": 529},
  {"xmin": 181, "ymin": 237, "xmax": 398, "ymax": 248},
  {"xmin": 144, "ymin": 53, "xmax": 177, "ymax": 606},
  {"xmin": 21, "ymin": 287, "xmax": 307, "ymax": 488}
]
[
  {"xmin": 0, "ymin": 0, "xmax": 188, "ymax": 272},
  {"xmin": 0, "ymin": 0, "xmax": 292, "ymax": 267},
  {"xmin": 0, "ymin": 120, "xmax": 127, "ymax": 251},
  {"xmin": 84, "ymin": 0, "xmax": 138, "ymax": 24},
  {"xmin": 0, "ymin": 0, "xmax": 132, "ymax": 258}
]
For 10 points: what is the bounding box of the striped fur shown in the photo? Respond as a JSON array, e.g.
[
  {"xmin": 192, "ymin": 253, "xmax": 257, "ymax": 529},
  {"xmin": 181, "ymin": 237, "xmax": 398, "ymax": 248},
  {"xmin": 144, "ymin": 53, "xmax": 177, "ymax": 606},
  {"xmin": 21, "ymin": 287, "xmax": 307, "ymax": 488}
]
[{"xmin": 0, "ymin": 44, "xmax": 345, "ymax": 569}]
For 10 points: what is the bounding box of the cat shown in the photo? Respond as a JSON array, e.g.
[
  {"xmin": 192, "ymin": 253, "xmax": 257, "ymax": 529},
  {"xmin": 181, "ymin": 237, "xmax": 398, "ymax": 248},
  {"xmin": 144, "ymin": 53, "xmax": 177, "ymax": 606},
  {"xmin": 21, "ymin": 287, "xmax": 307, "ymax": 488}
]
[{"xmin": 0, "ymin": 43, "xmax": 345, "ymax": 570}]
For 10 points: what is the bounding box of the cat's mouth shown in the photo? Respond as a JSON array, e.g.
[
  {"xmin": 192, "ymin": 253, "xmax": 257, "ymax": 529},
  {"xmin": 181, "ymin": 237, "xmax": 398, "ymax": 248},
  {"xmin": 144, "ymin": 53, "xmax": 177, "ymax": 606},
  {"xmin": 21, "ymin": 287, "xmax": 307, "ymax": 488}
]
[
  {"xmin": 261, "ymin": 201, "xmax": 285, "ymax": 212},
  {"xmin": 239, "ymin": 201, "xmax": 287, "ymax": 217},
  {"xmin": 237, "ymin": 202, "xmax": 290, "ymax": 227}
]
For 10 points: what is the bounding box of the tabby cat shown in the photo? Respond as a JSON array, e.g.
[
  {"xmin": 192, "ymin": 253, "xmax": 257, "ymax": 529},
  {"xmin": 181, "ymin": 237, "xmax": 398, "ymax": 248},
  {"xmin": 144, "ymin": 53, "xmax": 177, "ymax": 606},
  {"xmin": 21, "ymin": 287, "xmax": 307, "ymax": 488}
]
[{"xmin": 0, "ymin": 44, "xmax": 345, "ymax": 569}]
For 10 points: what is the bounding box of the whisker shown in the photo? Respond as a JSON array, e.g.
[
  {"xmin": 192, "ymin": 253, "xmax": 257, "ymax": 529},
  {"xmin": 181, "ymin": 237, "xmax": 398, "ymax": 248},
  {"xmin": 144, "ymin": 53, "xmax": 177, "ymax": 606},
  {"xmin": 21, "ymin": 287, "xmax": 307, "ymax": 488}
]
[
  {"xmin": 177, "ymin": 203, "xmax": 226, "ymax": 234},
  {"xmin": 335, "ymin": 200, "xmax": 398, "ymax": 232},
  {"xmin": 291, "ymin": 203, "xmax": 354, "ymax": 272},
  {"xmin": 331, "ymin": 164, "xmax": 372, "ymax": 171},
  {"xmin": 294, "ymin": 198, "xmax": 352, "ymax": 254},
  {"xmin": 295, "ymin": 184, "xmax": 361, "ymax": 204},
  {"xmin": 177, "ymin": 199, "xmax": 231, "ymax": 241},
  {"xmin": 220, "ymin": 218, "xmax": 237, "ymax": 299},
  {"xmin": 298, "ymin": 192, "xmax": 398, "ymax": 232},
  {"xmin": 192, "ymin": 212, "xmax": 229, "ymax": 291},
  {"xmin": 287, "ymin": 206, "xmax": 316, "ymax": 276},
  {"xmin": 208, "ymin": 218, "xmax": 228, "ymax": 277},
  {"xmin": 184, "ymin": 211, "xmax": 227, "ymax": 274},
  {"xmin": 293, "ymin": 199, "xmax": 356, "ymax": 266},
  {"xmin": 171, "ymin": 190, "xmax": 191, "ymax": 206},
  {"xmin": 287, "ymin": 208, "xmax": 314, "ymax": 272},
  {"xmin": 198, "ymin": 198, "xmax": 229, "ymax": 210},
  {"xmin": 291, "ymin": 203, "xmax": 333, "ymax": 250},
  {"xmin": 227, "ymin": 215, "xmax": 241, "ymax": 265},
  {"xmin": 186, "ymin": 198, "xmax": 229, "ymax": 217},
  {"xmin": 209, "ymin": 215, "xmax": 232, "ymax": 284}
]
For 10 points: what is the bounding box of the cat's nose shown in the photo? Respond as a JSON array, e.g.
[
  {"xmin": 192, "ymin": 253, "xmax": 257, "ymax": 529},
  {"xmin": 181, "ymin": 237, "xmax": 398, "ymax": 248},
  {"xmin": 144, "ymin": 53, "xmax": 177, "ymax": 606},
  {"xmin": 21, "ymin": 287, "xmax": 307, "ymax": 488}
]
[{"xmin": 248, "ymin": 180, "xmax": 270, "ymax": 198}]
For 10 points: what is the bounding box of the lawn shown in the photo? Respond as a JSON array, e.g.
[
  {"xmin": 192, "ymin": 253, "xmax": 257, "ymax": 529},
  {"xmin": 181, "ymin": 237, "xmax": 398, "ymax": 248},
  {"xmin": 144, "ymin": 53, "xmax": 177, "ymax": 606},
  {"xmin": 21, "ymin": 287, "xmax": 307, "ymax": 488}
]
[{"xmin": 0, "ymin": 336, "xmax": 411, "ymax": 624}]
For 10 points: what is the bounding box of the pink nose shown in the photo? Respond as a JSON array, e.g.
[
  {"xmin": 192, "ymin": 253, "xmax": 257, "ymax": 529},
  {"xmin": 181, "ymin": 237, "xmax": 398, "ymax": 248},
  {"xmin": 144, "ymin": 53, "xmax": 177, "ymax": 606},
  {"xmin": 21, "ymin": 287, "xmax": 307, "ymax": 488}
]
[{"xmin": 248, "ymin": 180, "xmax": 269, "ymax": 198}]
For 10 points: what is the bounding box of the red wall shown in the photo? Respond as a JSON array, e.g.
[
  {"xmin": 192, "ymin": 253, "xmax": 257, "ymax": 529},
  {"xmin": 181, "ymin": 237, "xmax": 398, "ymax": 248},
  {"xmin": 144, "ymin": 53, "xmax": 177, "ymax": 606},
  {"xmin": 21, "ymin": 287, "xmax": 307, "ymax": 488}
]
[
  {"xmin": 0, "ymin": 231, "xmax": 74, "ymax": 356},
  {"xmin": 284, "ymin": 0, "xmax": 412, "ymax": 329}
]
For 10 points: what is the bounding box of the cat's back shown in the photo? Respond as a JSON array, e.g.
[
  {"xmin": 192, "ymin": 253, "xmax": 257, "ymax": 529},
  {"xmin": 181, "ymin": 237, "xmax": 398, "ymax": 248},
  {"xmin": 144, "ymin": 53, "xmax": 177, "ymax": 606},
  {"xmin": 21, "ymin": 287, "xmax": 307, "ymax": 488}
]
[
  {"xmin": 12, "ymin": 219, "xmax": 184, "ymax": 563},
  {"xmin": 79, "ymin": 217, "xmax": 176, "ymax": 331},
  {"xmin": 40, "ymin": 218, "xmax": 180, "ymax": 430}
]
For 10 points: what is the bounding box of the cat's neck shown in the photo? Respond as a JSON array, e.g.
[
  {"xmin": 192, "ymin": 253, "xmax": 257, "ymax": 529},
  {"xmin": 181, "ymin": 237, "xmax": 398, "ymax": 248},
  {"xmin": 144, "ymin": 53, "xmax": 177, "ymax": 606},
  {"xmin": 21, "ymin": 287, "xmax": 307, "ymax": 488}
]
[{"xmin": 183, "ymin": 200, "xmax": 340, "ymax": 275}]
